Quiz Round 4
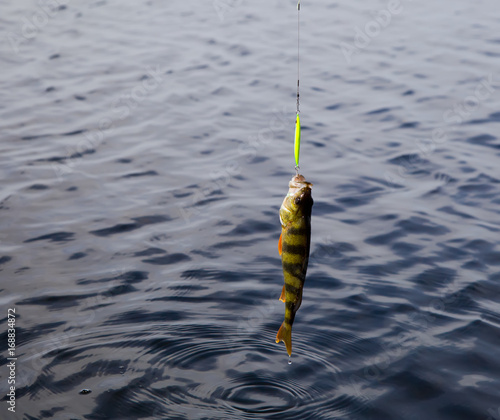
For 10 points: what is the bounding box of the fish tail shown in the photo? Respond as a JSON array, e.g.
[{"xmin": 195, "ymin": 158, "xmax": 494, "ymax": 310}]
[{"xmin": 275, "ymin": 321, "xmax": 292, "ymax": 356}]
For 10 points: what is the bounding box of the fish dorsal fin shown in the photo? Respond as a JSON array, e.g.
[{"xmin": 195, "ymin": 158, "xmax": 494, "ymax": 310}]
[{"xmin": 278, "ymin": 232, "xmax": 283, "ymax": 255}]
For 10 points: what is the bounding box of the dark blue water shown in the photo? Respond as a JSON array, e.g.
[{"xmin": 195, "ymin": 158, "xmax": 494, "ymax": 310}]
[{"xmin": 1, "ymin": 0, "xmax": 500, "ymax": 419}]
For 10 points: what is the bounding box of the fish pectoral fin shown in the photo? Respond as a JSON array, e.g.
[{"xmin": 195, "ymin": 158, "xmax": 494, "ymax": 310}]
[
  {"xmin": 279, "ymin": 285, "xmax": 286, "ymax": 302},
  {"xmin": 293, "ymin": 290, "xmax": 303, "ymax": 313},
  {"xmin": 275, "ymin": 321, "xmax": 292, "ymax": 356},
  {"xmin": 278, "ymin": 232, "xmax": 283, "ymax": 256}
]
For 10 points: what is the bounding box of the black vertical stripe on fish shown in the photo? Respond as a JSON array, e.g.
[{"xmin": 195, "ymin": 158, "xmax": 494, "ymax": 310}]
[
  {"xmin": 284, "ymin": 284, "xmax": 300, "ymax": 296},
  {"xmin": 282, "ymin": 243, "xmax": 307, "ymax": 255},
  {"xmin": 282, "ymin": 261, "xmax": 306, "ymax": 276},
  {"xmin": 286, "ymin": 226, "xmax": 308, "ymax": 235}
]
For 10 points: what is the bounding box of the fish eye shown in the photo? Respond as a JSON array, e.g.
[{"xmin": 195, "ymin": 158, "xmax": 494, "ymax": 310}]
[{"xmin": 294, "ymin": 197, "xmax": 301, "ymax": 205}]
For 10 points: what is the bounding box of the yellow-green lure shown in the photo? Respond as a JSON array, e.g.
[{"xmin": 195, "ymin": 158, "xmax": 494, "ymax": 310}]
[
  {"xmin": 294, "ymin": 0, "xmax": 301, "ymax": 168},
  {"xmin": 294, "ymin": 113, "xmax": 301, "ymax": 167}
]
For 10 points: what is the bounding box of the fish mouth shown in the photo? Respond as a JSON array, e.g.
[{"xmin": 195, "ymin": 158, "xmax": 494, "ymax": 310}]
[
  {"xmin": 290, "ymin": 174, "xmax": 313, "ymax": 188},
  {"xmin": 288, "ymin": 174, "xmax": 313, "ymax": 197}
]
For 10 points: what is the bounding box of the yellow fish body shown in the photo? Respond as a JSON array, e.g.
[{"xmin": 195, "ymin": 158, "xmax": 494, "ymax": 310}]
[{"xmin": 276, "ymin": 174, "xmax": 313, "ymax": 356}]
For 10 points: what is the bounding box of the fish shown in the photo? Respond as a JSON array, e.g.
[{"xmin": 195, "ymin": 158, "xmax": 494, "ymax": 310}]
[{"xmin": 275, "ymin": 173, "xmax": 313, "ymax": 356}]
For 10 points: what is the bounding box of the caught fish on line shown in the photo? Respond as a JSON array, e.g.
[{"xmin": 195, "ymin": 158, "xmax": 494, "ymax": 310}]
[
  {"xmin": 275, "ymin": 0, "xmax": 314, "ymax": 357},
  {"xmin": 275, "ymin": 174, "xmax": 313, "ymax": 356}
]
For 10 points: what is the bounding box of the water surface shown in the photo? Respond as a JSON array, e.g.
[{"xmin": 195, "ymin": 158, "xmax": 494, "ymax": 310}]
[{"xmin": 1, "ymin": 0, "xmax": 500, "ymax": 419}]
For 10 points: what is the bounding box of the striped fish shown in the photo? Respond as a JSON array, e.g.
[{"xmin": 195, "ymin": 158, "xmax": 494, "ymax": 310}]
[{"xmin": 275, "ymin": 174, "xmax": 313, "ymax": 356}]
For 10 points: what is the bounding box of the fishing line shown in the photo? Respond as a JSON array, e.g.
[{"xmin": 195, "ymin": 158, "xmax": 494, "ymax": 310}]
[
  {"xmin": 294, "ymin": 0, "xmax": 301, "ymax": 172},
  {"xmin": 297, "ymin": 0, "xmax": 300, "ymax": 115}
]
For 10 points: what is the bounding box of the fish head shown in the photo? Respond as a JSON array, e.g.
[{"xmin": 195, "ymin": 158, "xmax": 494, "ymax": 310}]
[{"xmin": 279, "ymin": 174, "xmax": 313, "ymax": 226}]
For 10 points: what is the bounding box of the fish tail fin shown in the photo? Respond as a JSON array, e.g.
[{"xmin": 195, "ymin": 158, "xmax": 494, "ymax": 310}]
[{"xmin": 275, "ymin": 322, "xmax": 292, "ymax": 356}]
